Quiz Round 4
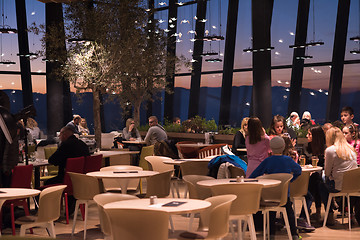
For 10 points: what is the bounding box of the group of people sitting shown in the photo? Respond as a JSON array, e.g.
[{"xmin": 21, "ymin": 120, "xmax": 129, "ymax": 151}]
[
  {"xmin": 66, "ymin": 115, "xmax": 90, "ymax": 136},
  {"xmin": 231, "ymin": 106, "xmax": 360, "ymax": 238}
]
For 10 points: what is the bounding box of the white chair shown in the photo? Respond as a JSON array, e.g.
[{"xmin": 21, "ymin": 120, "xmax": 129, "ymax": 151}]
[
  {"xmin": 257, "ymin": 173, "xmax": 293, "ymax": 240},
  {"xmin": 145, "ymin": 156, "xmax": 180, "ymax": 197},
  {"xmin": 93, "ymin": 193, "xmax": 139, "ymax": 239},
  {"xmin": 290, "ymin": 171, "xmax": 311, "ymax": 226},
  {"xmin": 323, "ymin": 168, "xmax": 360, "ymax": 230},
  {"xmin": 15, "ymin": 185, "xmax": 66, "ymax": 238},
  {"xmin": 69, "ymin": 172, "xmax": 101, "ymax": 240}
]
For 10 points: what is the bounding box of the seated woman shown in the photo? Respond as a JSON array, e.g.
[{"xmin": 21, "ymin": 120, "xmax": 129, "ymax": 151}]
[
  {"xmin": 320, "ymin": 127, "xmax": 357, "ymax": 225},
  {"xmin": 342, "ymin": 124, "xmax": 360, "ymax": 164},
  {"xmin": 79, "ymin": 118, "xmax": 90, "ymax": 135},
  {"xmin": 123, "ymin": 118, "xmax": 141, "ymax": 141},
  {"xmin": 302, "ymin": 111, "xmax": 315, "ymax": 125},
  {"xmin": 232, "ymin": 117, "xmax": 249, "ymax": 160}
]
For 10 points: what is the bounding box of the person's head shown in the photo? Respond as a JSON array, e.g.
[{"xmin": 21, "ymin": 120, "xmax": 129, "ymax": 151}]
[
  {"xmin": 173, "ymin": 117, "xmax": 181, "ymax": 125},
  {"xmin": 307, "ymin": 125, "xmax": 326, "ymax": 155},
  {"xmin": 281, "ymin": 134, "xmax": 295, "ymax": 158},
  {"xmin": 322, "ymin": 123, "xmax": 333, "ymax": 134},
  {"xmin": 332, "ymin": 120, "xmax": 344, "ymax": 129},
  {"xmin": 289, "ymin": 112, "xmax": 299, "ymax": 122},
  {"xmin": 26, "ymin": 117, "xmax": 38, "ymax": 129},
  {"xmin": 248, "ymin": 117, "xmax": 264, "ymax": 144},
  {"xmin": 126, "ymin": 118, "xmax": 136, "ymax": 129},
  {"xmin": 270, "ymin": 136, "xmax": 285, "ymax": 155},
  {"xmin": 59, "ymin": 126, "xmax": 74, "ymax": 142},
  {"xmin": 148, "ymin": 116, "xmax": 158, "ymax": 127},
  {"xmin": 342, "ymin": 124, "xmax": 359, "ymax": 143},
  {"xmin": 341, "ymin": 106, "xmax": 354, "ymax": 125},
  {"xmin": 269, "ymin": 115, "xmax": 286, "ymax": 135},
  {"xmin": 80, "ymin": 118, "xmax": 87, "ymax": 128},
  {"xmin": 73, "ymin": 115, "xmax": 81, "ymax": 125},
  {"xmin": 240, "ymin": 117, "xmax": 249, "ymax": 136},
  {"xmin": 302, "ymin": 111, "xmax": 312, "ymax": 120},
  {"xmin": 326, "ymin": 127, "xmax": 356, "ymax": 160}
]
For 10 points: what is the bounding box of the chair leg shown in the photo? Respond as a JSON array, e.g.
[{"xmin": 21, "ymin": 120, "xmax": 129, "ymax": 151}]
[
  {"xmin": 248, "ymin": 215, "xmax": 257, "ymax": 240},
  {"xmin": 323, "ymin": 194, "xmax": 333, "ymax": 227},
  {"xmin": 20, "ymin": 225, "xmax": 26, "ymax": 236},
  {"xmin": 80, "ymin": 203, "xmax": 85, "ymax": 221},
  {"xmin": 72, "ymin": 201, "xmax": 80, "ymax": 236},
  {"xmin": 169, "ymin": 216, "xmax": 174, "ymax": 233},
  {"xmin": 237, "ymin": 219, "xmax": 242, "ymax": 240},
  {"xmin": 342, "ymin": 196, "xmax": 345, "ymax": 224},
  {"xmin": 47, "ymin": 222, "xmax": 56, "ymax": 238},
  {"xmin": 281, "ymin": 208, "xmax": 293, "ymax": 240},
  {"xmin": 262, "ymin": 211, "xmax": 267, "ymax": 240},
  {"xmin": 65, "ymin": 193, "xmax": 69, "ymax": 224},
  {"xmin": 292, "ymin": 199, "xmax": 297, "ymax": 227},
  {"xmin": 347, "ymin": 194, "xmax": 351, "ymax": 230},
  {"xmin": 302, "ymin": 197, "xmax": 311, "ymax": 225},
  {"xmin": 11, "ymin": 203, "xmax": 15, "ymax": 235},
  {"xmin": 22, "ymin": 200, "xmax": 33, "ymax": 234},
  {"xmin": 84, "ymin": 202, "xmax": 88, "ymax": 240},
  {"xmin": 229, "ymin": 220, "xmax": 236, "ymax": 240}
]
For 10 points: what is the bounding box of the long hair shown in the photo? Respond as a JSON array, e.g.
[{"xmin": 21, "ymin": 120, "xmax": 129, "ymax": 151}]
[
  {"xmin": 326, "ymin": 127, "xmax": 356, "ymax": 161},
  {"xmin": 269, "ymin": 115, "xmax": 287, "ymax": 135},
  {"xmin": 309, "ymin": 125, "xmax": 326, "ymax": 156},
  {"xmin": 248, "ymin": 117, "xmax": 264, "ymax": 145},
  {"xmin": 26, "ymin": 117, "xmax": 38, "ymax": 129},
  {"xmin": 345, "ymin": 123, "xmax": 359, "ymax": 144},
  {"xmin": 240, "ymin": 117, "xmax": 249, "ymax": 137}
]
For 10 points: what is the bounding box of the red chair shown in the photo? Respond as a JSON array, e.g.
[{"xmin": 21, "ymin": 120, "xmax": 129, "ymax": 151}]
[
  {"xmin": 0, "ymin": 165, "xmax": 33, "ymax": 235},
  {"xmin": 83, "ymin": 154, "xmax": 103, "ymax": 173}
]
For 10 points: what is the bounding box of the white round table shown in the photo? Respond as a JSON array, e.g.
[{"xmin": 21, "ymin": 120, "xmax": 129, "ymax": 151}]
[
  {"xmin": 0, "ymin": 188, "xmax": 41, "ymax": 236},
  {"xmin": 104, "ymin": 198, "xmax": 211, "ymax": 215},
  {"xmin": 197, "ymin": 178, "xmax": 281, "ymax": 188},
  {"xmin": 87, "ymin": 170, "xmax": 158, "ymax": 193},
  {"xmin": 301, "ymin": 165, "xmax": 323, "ymax": 172}
]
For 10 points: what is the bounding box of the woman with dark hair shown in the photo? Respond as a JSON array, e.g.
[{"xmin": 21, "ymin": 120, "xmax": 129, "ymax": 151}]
[
  {"xmin": 245, "ymin": 117, "xmax": 270, "ymax": 177},
  {"xmin": 269, "ymin": 115, "xmax": 287, "ymax": 137},
  {"xmin": 305, "ymin": 125, "xmax": 327, "ymax": 222}
]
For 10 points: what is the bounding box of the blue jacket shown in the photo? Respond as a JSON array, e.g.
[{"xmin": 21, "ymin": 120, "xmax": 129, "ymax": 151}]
[{"xmin": 208, "ymin": 154, "xmax": 247, "ymax": 178}]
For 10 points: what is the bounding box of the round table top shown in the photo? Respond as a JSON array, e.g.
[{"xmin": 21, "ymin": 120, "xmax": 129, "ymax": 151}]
[
  {"xmin": 163, "ymin": 158, "xmax": 211, "ymax": 165},
  {"xmin": 0, "ymin": 188, "xmax": 41, "ymax": 200},
  {"xmin": 87, "ymin": 170, "xmax": 158, "ymax": 179},
  {"xmin": 197, "ymin": 178, "xmax": 281, "ymax": 188},
  {"xmin": 301, "ymin": 165, "xmax": 323, "ymax": 172},
  {"xmin": 176, "ymin": 143, "xmax": 213, "ymax": 148},
  {"xmin": 122, "ymin": 140, "xmax": 146, "ymax": 145},
  {"xmin": 104, "ymin": 198, "xmax": 211, "ymax": 214}
]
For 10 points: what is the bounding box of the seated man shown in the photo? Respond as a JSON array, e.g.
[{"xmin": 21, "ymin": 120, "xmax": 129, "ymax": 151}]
[
  {"xmin": 66, "ymin": 115, "xmax": 81, "ymax": 135},
  {"xmin": 250, "ymin": 136, "xmax": 303, "ymax": 240},
  {"xmin": 45, "ymin": 126, "xmax": 90, "ymax": 185},
  {"xmin": 144, "ymin": 116, "xmax": 167, "ymax": 145}
]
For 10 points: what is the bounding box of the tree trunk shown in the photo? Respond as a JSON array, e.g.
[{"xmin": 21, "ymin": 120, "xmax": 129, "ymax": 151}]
[
  {"xmin": 133, "ymin": 101, "xmax": 141, "ymax": 126},
  {"xmin": 93, "ymin": 89, "xmax": 102, "ymax": 148}
]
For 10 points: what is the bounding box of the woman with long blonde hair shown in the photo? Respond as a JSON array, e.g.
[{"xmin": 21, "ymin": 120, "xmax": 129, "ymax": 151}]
[
  {"xmin": 232, "ymin": 117, "xmax": 249, "ymax": 158},
  {"xmin": 321, "ymin": 127, "xmax": 357, "ymax": 225}
]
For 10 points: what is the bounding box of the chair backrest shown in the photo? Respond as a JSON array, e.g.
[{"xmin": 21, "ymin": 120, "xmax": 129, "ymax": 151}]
[
  {"xmin": 256, "ymin": 173, "xmax": 293, "ymax": 206},
  {"xmin": 44, "ymin": 146, "xmax": 57, "ymax": 159},
  {"xmin": 11, "ymin": 165, "xmax": 33, "ymax": 188},
  {"xmin": 182, "ymin": 175, "xmax": 214, "ymax": 199},
  {"xmin": 228, "ymin": 165, "xmax": 246, "ymax": 178},
  {"xmin": 145, "ymin": 170, "xmax": 174, "ymax": 198},
  {"xmin": 68, "ymin": 172, "xmax": 101, "ymax": 200},
  {"xmin": 139, "ymin": 145, "xmax": 155, "ymax": 171},
  {"xmin": 180, "ymin": 161, "xmax": 209, "ymax": 176},
  {"xmin": 63, "ymin": 156, "xmax": 85, "ymax": 194},
  {"xmin": 198, "ymin": 144, "xmax": 227, "ymax": 159},
  {"xmin": 201, "ymin": 194, "xmax": 237, "ymax": 239},
  {"xmin": 144, "ymin": 156, "xmax": 174, "ymax": 173},
  {"xmin": 210, "ymin": 183, "xmax": 263, "ymax": 216},
  {"xmin": 37, "ymin": 185, "xmax": 66, "ymax": 222},
  {"xmin": 84, "ymin": 154, "xmax": 103, "ymax": 173},
  {"xmin": 103, "ymin": 208, "xmax": 169, "ymax": 240},
  {"xmin": 176, "ymin": 141, "xmax": 199, "ymax": 159},
  {"xmin": 93, "ymin": 193, "xmax": 139, "ymax": 236},
  {"xmin": 342, "ymin": 167, "xmax": 360, "ymax": 193},
  {"xmin": 100, "ymin": 165, "xmax": 143, "ymax": 191},
  {"xmin": 290, "ymin": 171, "xmax": 310, "ymax": 198}
]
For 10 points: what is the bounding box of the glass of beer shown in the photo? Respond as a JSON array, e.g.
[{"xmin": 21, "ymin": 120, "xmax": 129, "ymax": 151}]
[
  {"xmin": 299, "ymin": 155, "xmax": 306, "ymax": 167},
  {"xmin": 311, "ymin": 156, "xmax": 319, "ymax": 167}
]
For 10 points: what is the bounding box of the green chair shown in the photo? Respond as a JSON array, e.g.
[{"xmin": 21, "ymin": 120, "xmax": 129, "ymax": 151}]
[
  {"xmin": 40, "ymin": 147, "xmax": 58, "ymax": 182},
  {"xmin": 138, "ymin": 145, "xmax": 154, "ymax": 193}
]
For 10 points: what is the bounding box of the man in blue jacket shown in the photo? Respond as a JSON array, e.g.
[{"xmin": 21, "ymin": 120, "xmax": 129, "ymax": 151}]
[{"xmin": 250, "ymin": 136, "xmax": 303, "ymax": 240}]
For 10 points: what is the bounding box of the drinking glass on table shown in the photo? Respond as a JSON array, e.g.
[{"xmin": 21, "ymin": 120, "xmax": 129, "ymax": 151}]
[
  {"xmin": 299, "ymin": 155, "xmax": 306, "ymax": 167},
  {"xmin": 311, "ymin": 156, "xmax": 319, "ymax": 167}
]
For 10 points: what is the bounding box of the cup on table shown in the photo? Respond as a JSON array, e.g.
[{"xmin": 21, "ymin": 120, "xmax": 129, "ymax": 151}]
[
  {"xmin": 299, "ymin": 155, "xmax": 306, "ymax": 167},
  {"xmin": 311, "ymin": 156, "xmax": 319, "ymax": 167}
]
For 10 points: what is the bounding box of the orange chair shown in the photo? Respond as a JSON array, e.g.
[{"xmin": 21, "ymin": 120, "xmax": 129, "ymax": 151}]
[{"xmin": 197, "ymin": 144, "xmax": 227, "ymax": 159}]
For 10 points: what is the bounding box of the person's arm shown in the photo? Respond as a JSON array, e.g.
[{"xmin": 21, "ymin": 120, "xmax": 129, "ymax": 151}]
[
  {"xmin": 122, "ymin": 128, "xmax": 131, "ymax": 140},
  {"xmin": 144, "ymin": 127, "xmax": 153, "ymax": 145},
  {"xmin": 249, "ymin": 160, "xmax": 267, "ymax": 178},
  {"xmin": 135, "ymin": 128, "xmax": 142, "ymax": 141},
  {"xmin": 324, "ymin": 147, "xmax": 334, "ymax": 177},
  {"xmin": 290, "ymin": 160, "xmax": 302, "ymax": 181}
]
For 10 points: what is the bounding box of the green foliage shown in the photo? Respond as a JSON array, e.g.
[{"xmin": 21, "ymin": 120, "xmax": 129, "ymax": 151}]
[
  {"xmin": 218, "ymin": 126, "xmax": 240, "ymax": 135},
  {"xmin": 138, "ymin": 124, "xmax": 150, "ymax": 132}
]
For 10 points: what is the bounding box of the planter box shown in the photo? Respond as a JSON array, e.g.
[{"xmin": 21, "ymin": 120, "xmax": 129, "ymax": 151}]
[{"xmin": 140, "ymin": 131, "xmax": 234, "ymax": 144}]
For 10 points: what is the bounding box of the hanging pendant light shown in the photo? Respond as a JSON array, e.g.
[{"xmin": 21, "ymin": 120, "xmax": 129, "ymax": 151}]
[
  {"xmin": 0, "ymin": 0, "xmax": 16, "ymax": 65},
  {"xmin": 349, "ymin": 0, "xmax": 360, "ymax": 54}
]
